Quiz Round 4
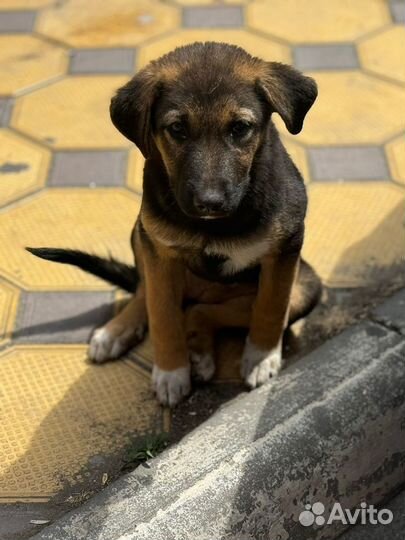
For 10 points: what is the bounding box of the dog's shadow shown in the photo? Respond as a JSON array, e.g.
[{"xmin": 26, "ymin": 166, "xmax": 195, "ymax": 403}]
[{"xmin": 12, "ymin": 302, "xmax": 114, "ymax": 343}]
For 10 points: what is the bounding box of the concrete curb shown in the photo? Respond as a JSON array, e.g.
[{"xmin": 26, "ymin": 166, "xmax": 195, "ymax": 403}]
[{"xmin": 32, "ymin": 291, "xmax": 405, "ymax": 540}]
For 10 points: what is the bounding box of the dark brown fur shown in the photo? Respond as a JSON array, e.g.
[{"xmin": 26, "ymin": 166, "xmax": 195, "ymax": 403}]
[{"xmin": 28, "ymin": 42, "xmax": 322, "ymax": 406}]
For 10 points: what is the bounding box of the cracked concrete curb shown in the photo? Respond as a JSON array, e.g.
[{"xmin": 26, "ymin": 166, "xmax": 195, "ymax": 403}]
[{"xmin": 32, "ymin": 291, "xmax": 405, "ymax": 540}]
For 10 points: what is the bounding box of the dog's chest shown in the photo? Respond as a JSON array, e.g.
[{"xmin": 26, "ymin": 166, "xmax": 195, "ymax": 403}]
[{"xmin": 185, "ymin": 238, "xmax": 269, "ymax": 283}]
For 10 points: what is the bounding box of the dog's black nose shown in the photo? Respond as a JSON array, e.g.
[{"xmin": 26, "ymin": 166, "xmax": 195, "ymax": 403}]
[{"xmin": 193, "ymin": 190, "xmax": 225, "ymax": 216}]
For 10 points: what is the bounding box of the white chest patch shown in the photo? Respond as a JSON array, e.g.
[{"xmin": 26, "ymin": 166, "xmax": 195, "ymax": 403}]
[{"xmin": 205, "ymin": 238, "xmax": 269, "ymax": 275}]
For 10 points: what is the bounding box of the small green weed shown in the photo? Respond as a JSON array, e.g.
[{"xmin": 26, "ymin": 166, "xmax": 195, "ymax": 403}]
[{"xmin": 122, "ymin": 433, "xmax": 169, "ymax": 471}]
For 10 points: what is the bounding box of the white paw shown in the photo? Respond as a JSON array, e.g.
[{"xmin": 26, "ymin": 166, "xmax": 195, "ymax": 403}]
[
  {"xmin": 241, "ymin": 338, "xmax": 282, "ymax": 389},
  {"xmin": 88, "ymin": 326, "xmax": 132, "ymax": 363},
  {"xmin": 190, "ymin": 352, "xmax": 215, "ymax": 382},
  {"xmin": 152, "ymin": 365, "xmax": 191, "ymax": 407}
]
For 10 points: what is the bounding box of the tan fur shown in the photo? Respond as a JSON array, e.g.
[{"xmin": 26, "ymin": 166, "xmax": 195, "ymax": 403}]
[
  {"xmin": 99, "ymin": 44, "xmax": 319, "ymax": 404},
  {"xmin": 249, "ymin": 255, "xmax": 299, "ymax": 350},
  {"xmin": 138, "ymin": 232, "xmax": 189, "ymax": 371}
]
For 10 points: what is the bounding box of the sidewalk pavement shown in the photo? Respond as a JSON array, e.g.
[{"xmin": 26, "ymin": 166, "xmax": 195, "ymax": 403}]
[
  {"xmin": 30, "ymin": 289, "xmax": 405, "ymax": 540},
  {"xmin": 0, "ymin": 1, "xmax": 404, "ymax": 538}
]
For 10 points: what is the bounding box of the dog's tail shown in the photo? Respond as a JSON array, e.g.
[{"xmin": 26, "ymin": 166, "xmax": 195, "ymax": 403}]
[{"xmin": 26, "ymin": 247, "xmax": 138, "ymax": 292}]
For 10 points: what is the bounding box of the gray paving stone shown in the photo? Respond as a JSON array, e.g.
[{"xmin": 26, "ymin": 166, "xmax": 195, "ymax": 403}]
[
  {"xmin": 390, "ymin": 0, "xmax": 405, "ymax": 23},
  {"xmin": 293, "ymin": 44, "xmax": 359, "ymax": 70},
  {"xmin": 373, "ymin": 288, "xmax": 405, "ymax": 335},
  {"xmin": 309, "ymin": 146, "xmax": 389, "ymax": 181},
  {"xmin": 183, "ymin": 6, "xmax": 243, "ymax": 28},
  {"xmin": 14, "ymin": 291, "xmax": 114, "ymax": 344},
  {"xmin": 339, "ymin": 488, "xmax": 405, "ymax": 539},
  {"xmin": 0, "ymin": 10, "xmax": 36, "ymax": 32},
  {"xmin": 0, "ymin": 98, "xmax": 13, "ymax": 127},
  {"xmin": 48, "ymin": 151, "xmax": 128, "ymax": 187},
  {"xmin": 32, "ymin": 320, "xmax": 405, "ymax": 540},
  {"xmin": 70, "ymin": 49, "xmax": 136, "ymax": 74}
]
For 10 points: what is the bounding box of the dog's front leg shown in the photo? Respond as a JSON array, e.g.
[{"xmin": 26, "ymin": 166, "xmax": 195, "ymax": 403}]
[
  {"xmin": 142, "ymin": 241, "xmax": 190, "ymax": 407},
  {"xmin": 241, "ymin": 251, "xmax": 299, "ymax": 388}
]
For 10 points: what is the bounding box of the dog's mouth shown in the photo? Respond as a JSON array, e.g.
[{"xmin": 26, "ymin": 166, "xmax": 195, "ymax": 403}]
[
  {"xmin": 180, "ymin": 204, "xmax": 232, "ymax": 221},
  {"xmin": 198, "ymin": 212, "xmax": 229, "ymax": 220}
]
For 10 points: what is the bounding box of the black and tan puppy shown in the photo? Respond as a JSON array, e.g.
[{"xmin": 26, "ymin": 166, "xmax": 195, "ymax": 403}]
[{"xmin": 28, "ymin": 42, "xmax": 322, "ymax": 406}]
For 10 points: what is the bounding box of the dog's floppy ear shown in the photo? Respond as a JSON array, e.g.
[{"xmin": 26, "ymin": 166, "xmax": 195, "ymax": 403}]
[
  {"xmin": 110, "ymin": 67, "xmax": 160, "ymax": 158},
  {"xmin": 258, "ymin": 62, "xmax": 317, "ymax": 135}
]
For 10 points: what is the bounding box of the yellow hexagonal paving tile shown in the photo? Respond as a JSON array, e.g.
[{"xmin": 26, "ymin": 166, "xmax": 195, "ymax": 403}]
[
  {"xmin": 359, "ymin": 26, "xmax": 405, "ymax": 84},
  {"xmin": 127, "ymin": 147, "xmax": 144, "ymax": 193},
  {"xmin": 0, "ymin": 345, "xmax": 162, "ymax": 501},
  {"xmin": 0, "ymin": 35, "xmax": 67, "ymax": 96},
  {"xmin": 12, "ymin": 76, "xmax": 130, "ymax": 149},
  {"xmin": 0, "ymin": 129, "xmax": 50, "ymax": 207},
  {"xmin": 246, "ymin": 0, "xmax": 390, "ymax": 43},
  {"xmin": 303, "ymin": 183, "xmax": 405, "ymax": 287},
  {"xmin": 386, "ymin": 135, "xmax": 405, "ymax": 185},
  {"xmin": 274, "ymin": 71, "xmax": 405, "ymax": 146},
  {"xmin": 0, "ymin": 189, "xmax": 140, "ymax": 290},
  {"xmin": 36, "ymin": 0, "xmax": 179, "ymax": 48},
  {"xmin": 0, "ymin": 280, "xmax": 19, "ymax": 348},
  {"xmin": 137, "ymin": 29, "xmax": 291, "ymax": 68}
]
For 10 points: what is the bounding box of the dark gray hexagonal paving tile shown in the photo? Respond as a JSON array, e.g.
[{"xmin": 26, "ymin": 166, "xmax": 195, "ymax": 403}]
[
  {"xmin": 293, "ymin": 44, "xmax": 359, "ymax": 71},
  {"xmin": 308, "ymin": 146, "xmax": 389, "ymax": 181},
  {"xmin": 0, "ymin": 10, "xmax": 36, "ymax": 32},
  {"xmin": 182, "ymin": 5, "xmax": 243, "ymax": 28},
  {"xmin": 70, "ymin": 48, "xmax": 136, "ymax": 74},
  {"xmin": 48, "ymin": 150, "xmax": 128, "ymax": 187},
  {"xmin": 389, "ymin": 0, "xmax": 405, "ymax": 23},
  {"xmin": 0, "ymin": 98, "xmax": 13, "ymax": 127},
  {"xmin": 13, "ymin": 291, "xmax": 114, "ymax": 344}
]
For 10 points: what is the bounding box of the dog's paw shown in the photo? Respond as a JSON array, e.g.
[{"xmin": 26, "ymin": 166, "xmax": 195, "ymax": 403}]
[
  {"xmin": 152, "ymin": 365, "xmax": 191, "ymax": 407},
  {"xmin": 241, "ymin": 337, "xmax": 282, "ymax": 389},
  {"xmin": 88, "ymin": 325, "xmax": 145, "ymax": 364},
  {"xmin": 190, "ymin": 351, "xmax": 215, "ymax": 382}
]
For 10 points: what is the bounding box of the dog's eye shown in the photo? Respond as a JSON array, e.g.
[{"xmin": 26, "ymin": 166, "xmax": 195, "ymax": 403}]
[
  {"xmin": 167, "ymin": 122, "xmax": 187, "ymax": 141},
  {"xmin": 230, "ymin": 121, "xmax": 252, "ymax": 139}
]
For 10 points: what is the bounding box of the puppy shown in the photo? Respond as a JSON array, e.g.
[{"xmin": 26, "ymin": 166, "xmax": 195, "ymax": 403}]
[{"xmin": 28, "ymin": 42, "xmax": 322, "ymax": 407}]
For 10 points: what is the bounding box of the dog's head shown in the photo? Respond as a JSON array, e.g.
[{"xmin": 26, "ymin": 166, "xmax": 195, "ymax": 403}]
[{"xmin": 110, "ymin": 42, "xmax": 317, "ymax": 220}]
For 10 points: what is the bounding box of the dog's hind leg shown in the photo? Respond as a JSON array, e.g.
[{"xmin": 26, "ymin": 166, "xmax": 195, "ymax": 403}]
[
  {"xmin": 185, "ymin": 294, "xmax": 254, "ymax": 381},
  {"xmin": 185, "ymin": 260, "xmax": 321, "ymax": 383},
  {"xmin": 89, "ymin": 281, "xmax": 147, "ymax": 363},
  {"xmin": 288, "ymin": 259, "xmax": 322, "ymax": 326}
]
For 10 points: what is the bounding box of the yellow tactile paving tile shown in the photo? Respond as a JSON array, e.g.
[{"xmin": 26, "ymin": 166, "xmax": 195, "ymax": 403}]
[
  {"xmin": 127, "ymin": 147, "xmax": 144, "ymax": 193},
  {"xmin": 12, "ymin": 76, "xmax": 130, "ymax": 149},
  {"xmin": 137, "ymin": 29, "xmax": 291, "ymax": 68},
  {"xmin": 0, "ymin": 129, "xmax": 50, "ymax": 207},
  {"xmin": 0, "ymin": 189, "xmax": 140, "ymax": 290},
  {"xmin": 303, "ymin": 183, "xmax": 405, "ymax": 287},
  {"xmin": 0, "ymin": 345, "xmax": 162, "ymax": 501},
  {"xmin": 386, "ymin": 135, "xmax": 405, "ymax": 186},
  {"xmin": 0, "ymin": 280, "xmax": 19, "ymax": 348},
  {"xmin": 275, "ymin": 71, "xmax": 405, "ymax": 146},
  {"xmin": 359, "ymin": 26, "xmax": 405, "ymax": 84},
  {"xmin": 0, "ymin": 35, "xmax": 67, "ymax": 96},
  {"xmin": 246, "ymin": 0, "xmax": 390, "ymax": 43},
  {"xmin": 36, "ymin": 0, "xmax": 180, "ymax": 48}
]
